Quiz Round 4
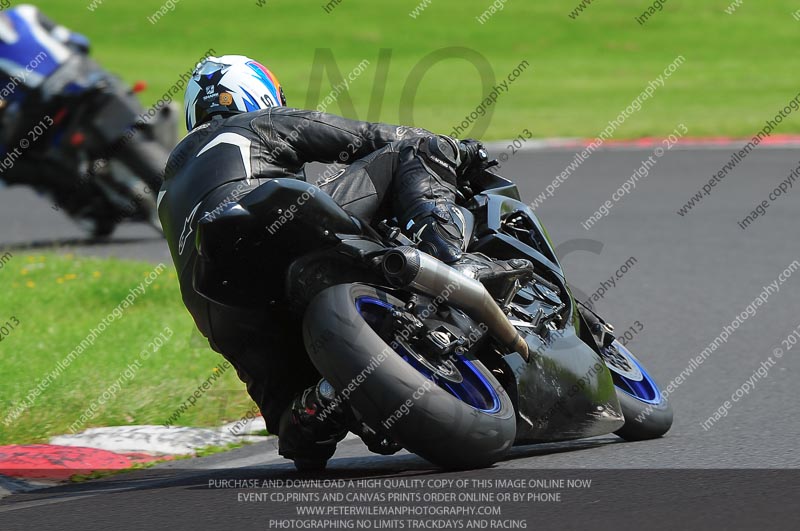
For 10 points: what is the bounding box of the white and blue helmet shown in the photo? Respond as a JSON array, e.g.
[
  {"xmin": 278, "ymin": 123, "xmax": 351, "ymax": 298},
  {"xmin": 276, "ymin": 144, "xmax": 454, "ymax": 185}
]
[{"xmin": 184, "ymin": 54, "xmax": 285, "ymax": 130}]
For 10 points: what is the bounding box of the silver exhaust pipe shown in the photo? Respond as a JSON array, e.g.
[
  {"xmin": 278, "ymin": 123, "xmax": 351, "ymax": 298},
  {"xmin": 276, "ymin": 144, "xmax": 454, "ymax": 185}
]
[{"xmin": 382, "ymin": 247, "xmax": 530, "ymax": 361}]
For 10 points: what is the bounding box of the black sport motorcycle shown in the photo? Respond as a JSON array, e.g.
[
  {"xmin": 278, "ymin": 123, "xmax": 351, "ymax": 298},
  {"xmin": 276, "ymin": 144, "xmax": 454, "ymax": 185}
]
[
  {"xmin": 0, "ymin": 54, "xmax": 176, "ymax": 237},
  {"xmin": 197, "ymin": 164, "xmax": 673, "ymax": 470}
]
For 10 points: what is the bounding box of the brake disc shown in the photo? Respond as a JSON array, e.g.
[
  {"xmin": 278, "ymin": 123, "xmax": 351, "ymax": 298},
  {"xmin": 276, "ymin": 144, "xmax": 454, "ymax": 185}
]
[{"xmin": 601, "ymin": 343, "xmax": 643, "ymax": 381}]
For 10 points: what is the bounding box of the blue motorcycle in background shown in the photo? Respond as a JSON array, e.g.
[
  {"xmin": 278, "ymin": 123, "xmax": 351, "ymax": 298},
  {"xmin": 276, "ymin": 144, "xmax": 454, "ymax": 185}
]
[{"xmin": 0, "ymin": 5, "xmax": 175, "ymax": 237}]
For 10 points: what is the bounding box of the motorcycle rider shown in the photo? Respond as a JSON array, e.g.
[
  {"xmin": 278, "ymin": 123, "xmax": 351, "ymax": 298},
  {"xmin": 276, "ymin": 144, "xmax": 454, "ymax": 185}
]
[{"xmin": 159, "ymin": 54, "xmax": 489, "ymax": 469}]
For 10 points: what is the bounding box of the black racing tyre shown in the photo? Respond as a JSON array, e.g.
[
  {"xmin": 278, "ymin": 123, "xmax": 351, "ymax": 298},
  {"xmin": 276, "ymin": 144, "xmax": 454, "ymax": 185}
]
[
  {"xmin": 113, "ymin": 136, "xmax": 168, "ymax": 232},
  {"xmin": 614, "ymin": 388, "xmax": 673, "ymax": 441},
  {"xmin": 89, "ymin": 217, "xmax": 117, "ymax": 239},
  {"xmin": 303, "ymin": 283, "xmax": 516, "ymax": 469},
  {"xmin": 76, "ymin": 192, "xmax": 118, "ymax": 238},
  {"xmin": 114, "ymin": 135, "xmax": 170, "ymax": 194},
  {"xmin": 603, "ymin": 340, "xmax": 673, "ymax": 441}
]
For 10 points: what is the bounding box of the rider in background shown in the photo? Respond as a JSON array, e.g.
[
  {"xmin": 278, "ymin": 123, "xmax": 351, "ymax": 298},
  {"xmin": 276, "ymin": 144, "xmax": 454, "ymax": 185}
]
[
  {"xmin": 0, "ymin": 4, "xmax": 90, "ymax": 200},
  {"xmin": 0, "ymin": 4, "xmax": 168, "ymax": 236}
]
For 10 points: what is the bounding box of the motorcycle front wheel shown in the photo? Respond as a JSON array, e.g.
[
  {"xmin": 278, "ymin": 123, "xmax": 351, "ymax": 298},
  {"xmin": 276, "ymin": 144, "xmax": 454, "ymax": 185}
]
[{"xmin": 601, "ymin": 340, "xmax": 673, "ymax": 440}]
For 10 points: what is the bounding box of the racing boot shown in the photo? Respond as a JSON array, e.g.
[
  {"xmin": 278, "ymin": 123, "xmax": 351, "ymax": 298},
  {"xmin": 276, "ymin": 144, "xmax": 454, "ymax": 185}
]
[
  {"xmin": 450, "ymin": 252, "xmax": 535, "ymax": 301},
  {"xmin": 403, "ymin": 201, "xmax": 535, "ymax": 296},
  {"xmin": 278, "ymin": 379, "xmax": 348, "ymax": 471}
]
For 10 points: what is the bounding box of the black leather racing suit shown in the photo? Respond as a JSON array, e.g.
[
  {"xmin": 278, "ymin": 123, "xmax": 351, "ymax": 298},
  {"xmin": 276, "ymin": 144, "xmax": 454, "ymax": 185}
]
[{"xmin": 158, "ymin": 107, "xmax": 466, "ymax": 433}]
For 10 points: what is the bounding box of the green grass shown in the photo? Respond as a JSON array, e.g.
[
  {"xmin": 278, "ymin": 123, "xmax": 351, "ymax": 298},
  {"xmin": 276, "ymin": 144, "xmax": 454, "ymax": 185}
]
[
  {"xmin": 35, "ymin": 0, "xmax": 800, "ymax": 139},
  {"xmin": 0, "ymin": 254, "xmax": 255, "ymax": 445}
]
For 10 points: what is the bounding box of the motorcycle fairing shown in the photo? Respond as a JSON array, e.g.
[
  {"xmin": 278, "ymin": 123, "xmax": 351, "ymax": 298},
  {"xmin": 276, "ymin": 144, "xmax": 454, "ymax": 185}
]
[
  {"xmin": 472, "ymin": 193, "xmax": 562, "ymax": 274},
  {"xmin": 467, "ymin": 192, "xmax": 623, "ymax": 442},
  {"xmin": 503, "ymin": 327, "xmax": 624, "ymax": 443}
]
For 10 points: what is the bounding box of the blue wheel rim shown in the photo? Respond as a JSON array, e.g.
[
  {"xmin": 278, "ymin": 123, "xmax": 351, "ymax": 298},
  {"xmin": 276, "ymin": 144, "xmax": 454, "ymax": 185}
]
[
  {"xmin": 355, "ymin": 296, "xmax": 501, "ymax": 414},
  {"xmin": 608, "ymin": 340, "xmax": 664, "ymax": 405}
]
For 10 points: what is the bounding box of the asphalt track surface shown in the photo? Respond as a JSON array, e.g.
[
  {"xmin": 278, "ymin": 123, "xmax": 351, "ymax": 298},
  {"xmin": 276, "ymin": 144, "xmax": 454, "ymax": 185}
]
[{"xmin": 2, "ymin": 144, "xmax": 799, "ymax": 529}]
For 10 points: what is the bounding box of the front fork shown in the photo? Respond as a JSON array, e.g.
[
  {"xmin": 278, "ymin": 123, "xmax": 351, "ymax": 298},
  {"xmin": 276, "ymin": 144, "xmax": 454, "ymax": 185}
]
[{"xmin": 572, "ymin": 293, "xmax": 617, "ymax": 353}]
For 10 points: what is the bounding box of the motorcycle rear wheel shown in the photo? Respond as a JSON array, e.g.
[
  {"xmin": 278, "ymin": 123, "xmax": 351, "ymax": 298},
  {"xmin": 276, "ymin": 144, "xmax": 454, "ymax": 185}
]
[{"xmin": 303, "ymin": 283, "xmax": 517, "ymax": 469}]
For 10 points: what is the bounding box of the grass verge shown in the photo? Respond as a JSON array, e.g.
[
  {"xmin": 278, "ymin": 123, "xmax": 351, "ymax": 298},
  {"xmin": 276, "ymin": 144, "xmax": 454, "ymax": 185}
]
[{"xmin": 0, "ymin": 253, "xmax": 255, "ymax": 446}]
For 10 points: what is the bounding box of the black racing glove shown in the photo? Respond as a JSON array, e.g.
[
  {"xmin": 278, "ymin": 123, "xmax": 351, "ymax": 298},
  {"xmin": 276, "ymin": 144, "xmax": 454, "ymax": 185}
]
[{"xmin": 457, "ymin": 139, "xmax": 489, "ymax": 174}]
